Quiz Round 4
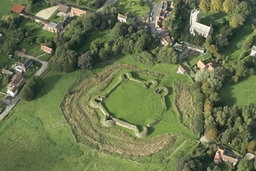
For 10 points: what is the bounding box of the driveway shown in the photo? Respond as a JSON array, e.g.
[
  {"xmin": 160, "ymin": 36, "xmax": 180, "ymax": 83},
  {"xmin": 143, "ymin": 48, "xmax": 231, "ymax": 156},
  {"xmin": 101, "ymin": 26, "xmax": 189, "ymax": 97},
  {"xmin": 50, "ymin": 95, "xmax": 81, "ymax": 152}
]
[
  {"xmin": 147, "ymin": 0, "xmax": 163, "ymax": 34},
  {"xmin": 0, "ymin": 52, "xmax": 48, "ymax": 121}
]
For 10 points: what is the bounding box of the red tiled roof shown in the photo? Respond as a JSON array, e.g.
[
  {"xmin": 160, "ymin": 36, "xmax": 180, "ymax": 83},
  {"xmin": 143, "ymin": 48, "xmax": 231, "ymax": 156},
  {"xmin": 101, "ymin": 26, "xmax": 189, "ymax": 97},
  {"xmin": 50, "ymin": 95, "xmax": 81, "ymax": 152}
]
[
  {"xmin": 197, "ymin": 60, "xmax": 206, "ymax": 70},
  {"xmin": 11, "ymin": 4, "xmax": 26, "ymax": 14},
  {"xmin": 178, "ymin": 65, "xmax": 186, "ymax": 73},
  {"xmin": 41, "ymin": 45, "xmax": 53, "ymax": 54},
  {"xmin": 71, "ymin": 7, "xmax": 86, "ymax": 16},
  {"xmin": 206, "ymin": 62, "xmax": 214, "ymax": 71}
]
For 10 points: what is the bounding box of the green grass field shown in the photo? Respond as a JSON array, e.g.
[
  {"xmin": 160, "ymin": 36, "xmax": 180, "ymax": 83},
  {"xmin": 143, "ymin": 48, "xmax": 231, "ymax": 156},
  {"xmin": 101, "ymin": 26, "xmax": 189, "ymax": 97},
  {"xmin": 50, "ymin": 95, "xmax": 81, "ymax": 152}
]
[
  {"xmin": 104, "ymin": 79, "xmax": 165, "ymax": 126},
  {"xmin": 119, "ymin": 0, "xmax": 150, "ymax": 17},
  {"xmin": 220, "ymin": 76, "xmax": 256, "ymax": 106}
]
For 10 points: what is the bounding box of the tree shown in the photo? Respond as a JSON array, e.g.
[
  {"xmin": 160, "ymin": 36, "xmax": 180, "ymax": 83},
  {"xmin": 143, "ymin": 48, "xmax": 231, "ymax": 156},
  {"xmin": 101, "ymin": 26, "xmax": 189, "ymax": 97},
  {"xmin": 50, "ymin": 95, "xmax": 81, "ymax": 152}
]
[
  {"xmin": 193, "ymin": 113, "xmax": 204, "ymax": 133},
  {"xmin": 229, "ymin": 14, "xmax": 245, "ymax": 28},
  {"xmin": 99, "ymin": 48, "xmax": 108, "ymax": 61},
  {"xmin": 78, "ymin": 51, "xmax": 93, "ymax": 69},
  {"xmin": 20, "ymin": 76, "xmax": 43, "ymax": 101},
  {"xmin": 207, "ymin": 44, "xmax": 218, "ymax": 56},
  {"xmin": 206, "ymin": 128, "xmax": 217, "ymax": 141},
  {"xmin": 76, "ymin": 0, "xmax": 82, "ymax": 5},
  {"xmin": 210, "ymin": 0, "xmax": 223, "ymax": 11},
  {"xmin": 242, "ymin": 36, "xmax": 255, "ymax": 50},
  {"xmin": 234, "ymin": 1, "xmax": 251, "ymax": 18},
  {"xmin": 199, "ymin": 0, "xmax": 211, "ymax": 12},
  {"xmin": 109, "ymin": 22, "xmax": 127, "ymax": 40},
  {"xmin": 223, "ymin": 0, "xmax": 239, "ymax": 13},
  {"xmin": 247, "ymin": 140, "xmax": 256, "ymax": 153}
]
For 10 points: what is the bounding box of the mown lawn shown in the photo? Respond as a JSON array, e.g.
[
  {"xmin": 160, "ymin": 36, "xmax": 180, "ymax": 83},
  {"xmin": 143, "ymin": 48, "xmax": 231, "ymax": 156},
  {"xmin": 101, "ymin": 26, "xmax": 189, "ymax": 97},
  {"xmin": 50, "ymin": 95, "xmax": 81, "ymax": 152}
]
[
  {"xmin": 0, "ymin": 0, "xmax": 28, "ymax": 18},
  {"xmin": 104, "ymin": 78, "xmax": 165, "ymax": 126},
  {"xmin": 220, "ymin": 75, "xmax": 256, "ymax": 106},
  {"xmin": 119, "ymin": 0, "xmax": 150, "ymax": 17}
]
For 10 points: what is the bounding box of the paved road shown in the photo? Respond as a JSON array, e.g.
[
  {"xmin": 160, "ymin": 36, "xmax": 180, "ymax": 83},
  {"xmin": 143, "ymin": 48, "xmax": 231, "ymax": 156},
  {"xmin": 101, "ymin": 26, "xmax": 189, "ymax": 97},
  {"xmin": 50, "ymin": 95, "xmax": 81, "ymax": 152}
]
[{"xmin": 0, "ymin": 52, "xmax": 48, "ymax": 121}]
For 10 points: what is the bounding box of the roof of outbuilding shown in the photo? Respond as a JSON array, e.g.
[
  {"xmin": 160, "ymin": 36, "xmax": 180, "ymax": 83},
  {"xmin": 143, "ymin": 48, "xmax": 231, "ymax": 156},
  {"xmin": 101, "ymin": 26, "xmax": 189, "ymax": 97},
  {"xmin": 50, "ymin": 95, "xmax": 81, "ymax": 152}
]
[{"xmin": 11, "ymin": 4, "xmax": 26, "ymax": 14}]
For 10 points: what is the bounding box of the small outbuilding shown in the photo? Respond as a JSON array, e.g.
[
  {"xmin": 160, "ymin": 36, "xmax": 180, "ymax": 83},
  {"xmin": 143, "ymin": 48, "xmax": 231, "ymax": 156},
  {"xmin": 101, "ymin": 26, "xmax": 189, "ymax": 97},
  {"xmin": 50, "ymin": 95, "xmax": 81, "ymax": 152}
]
[{"xmin": 11, "ymin": 4, "xmax": 26, "ymax": 14}]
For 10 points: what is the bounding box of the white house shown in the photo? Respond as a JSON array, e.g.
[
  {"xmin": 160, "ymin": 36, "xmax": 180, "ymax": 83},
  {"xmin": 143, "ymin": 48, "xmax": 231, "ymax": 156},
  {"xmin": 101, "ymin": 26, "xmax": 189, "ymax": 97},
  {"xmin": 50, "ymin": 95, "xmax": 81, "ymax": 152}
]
[
  {"xmin": 250, "ymin": 45, "xmax": 256, "ymax": 56},
  {"xmin": 117, "ymin": 13, "xmax": 128, "ymax": 23}
]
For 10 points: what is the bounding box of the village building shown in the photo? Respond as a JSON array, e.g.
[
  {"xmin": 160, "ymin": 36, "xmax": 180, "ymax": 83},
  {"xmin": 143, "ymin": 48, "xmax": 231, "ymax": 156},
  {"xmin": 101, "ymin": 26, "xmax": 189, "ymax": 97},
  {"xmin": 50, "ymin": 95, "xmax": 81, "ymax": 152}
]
[
  {"xmin": 15, "ymin": 58, "xmax": 33, "ymax": 73},
  {"xmin": 71, "ymin": 7, "xmax": 86, "ymax": 16},
  {"xmin": 177, "ymin": 65, "xmax": 186, "ymax": 74},
  {"xmin": 173, "ymin": 42, "xmax": 185, "ymax": 52},
  {"xmin": 117, "ymin": 13, "xmax": 128, "ymax": 23},
  {"xmin": 214, "ymin": 147, "xmax": 238, "ymax": 166},
  {"xmin": 41, "ymin": 45, "xmax": 53, "ymax": 54},
  {"xmin": 1, "ymin": 69, "xmax": 14, "ymax": 76},
  {"xmin": 10, "ymin": 4, "xmax": 26, "ymax": 14},
  {"xmin": 161, "ymin": 33, "xmax": 174, "ymax": 46},
  {"xmin": 189, "ymin": 10, "xmax": 213, "ymax": 38},
  {"xmin": 58, "ymin": 5, "xmax": 70, "ymax": 14},
  {"xmin": 7, "ymin": 74, "xmax": 26, "ymax": 97},
  {"xmin": 45, "ymin": 22, "xmax": 63, "ymax": 33},
  {"xmin": 155, "ymin": 1, "xmax": 171, "ymax": 28},
  {"xmin": 197, "ymin": 60, "xmax": 214, "ymax": 71},
  {"xmin": 250, "ymin": 45, "xmax": 256, "ymax": 56},
  {"xmin": 185, "ymin": 42, "xmax": 205, "ymax": 54}
]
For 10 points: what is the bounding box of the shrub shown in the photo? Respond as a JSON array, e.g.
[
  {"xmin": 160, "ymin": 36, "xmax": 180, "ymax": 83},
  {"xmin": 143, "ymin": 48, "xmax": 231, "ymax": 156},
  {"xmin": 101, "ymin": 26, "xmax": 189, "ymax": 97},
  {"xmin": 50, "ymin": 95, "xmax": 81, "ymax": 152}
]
[{"xmin": 20, "ymin": 76, "xmax": 43, "ymax": 101}]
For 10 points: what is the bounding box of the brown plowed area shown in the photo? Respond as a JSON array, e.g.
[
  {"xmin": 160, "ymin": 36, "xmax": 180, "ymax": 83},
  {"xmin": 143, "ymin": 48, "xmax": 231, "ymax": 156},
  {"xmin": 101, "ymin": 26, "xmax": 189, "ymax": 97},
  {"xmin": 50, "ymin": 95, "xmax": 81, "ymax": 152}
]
[{"xmin": 61, "ymin": 64, "xmax": 176, "ymax": 156}]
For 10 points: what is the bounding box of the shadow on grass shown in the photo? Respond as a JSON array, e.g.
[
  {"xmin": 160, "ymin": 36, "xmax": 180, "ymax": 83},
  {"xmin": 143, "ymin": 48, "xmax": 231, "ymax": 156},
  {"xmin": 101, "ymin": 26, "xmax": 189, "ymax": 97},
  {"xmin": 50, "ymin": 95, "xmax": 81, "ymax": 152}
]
[
  {"xmin": 36, "ymin": 74, "xmax": 61, "ymax": 99},
  {"xmin": 219, "ymin": 84, "xmax": 236, "ymax": 106}
]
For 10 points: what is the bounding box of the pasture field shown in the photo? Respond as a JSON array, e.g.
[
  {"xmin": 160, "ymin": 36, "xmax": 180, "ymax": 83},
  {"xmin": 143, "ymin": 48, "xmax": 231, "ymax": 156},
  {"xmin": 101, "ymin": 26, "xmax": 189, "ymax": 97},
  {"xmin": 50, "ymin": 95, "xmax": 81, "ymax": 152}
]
[{"xmin": 220, "ymin": 75, "xmax": 256, "ymax": 106}]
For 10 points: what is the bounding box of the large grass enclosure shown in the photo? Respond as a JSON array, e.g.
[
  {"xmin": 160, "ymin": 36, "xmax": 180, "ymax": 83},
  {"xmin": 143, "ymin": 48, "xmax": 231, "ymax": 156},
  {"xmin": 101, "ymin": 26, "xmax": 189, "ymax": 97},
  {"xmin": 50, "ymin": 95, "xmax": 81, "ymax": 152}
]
[
  {"xmin": 220, "ymin": 76, "xmax": 256, "ymax": 106},
  {"xmin": 103, "ymin": 75, "xmax": 165, "ymax": 126}
]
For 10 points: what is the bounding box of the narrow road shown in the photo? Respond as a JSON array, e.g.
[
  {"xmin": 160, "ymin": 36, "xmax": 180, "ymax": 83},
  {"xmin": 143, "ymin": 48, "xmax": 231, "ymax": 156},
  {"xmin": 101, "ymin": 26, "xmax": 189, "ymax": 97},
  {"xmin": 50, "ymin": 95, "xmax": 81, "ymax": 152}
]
[
  {"xmin": 0, "ymin": 51, "xmax": 48, "ymax": 121},
  {"xmin": 97, "ymin": 0, "xmax": 118, "ymax": 12}
]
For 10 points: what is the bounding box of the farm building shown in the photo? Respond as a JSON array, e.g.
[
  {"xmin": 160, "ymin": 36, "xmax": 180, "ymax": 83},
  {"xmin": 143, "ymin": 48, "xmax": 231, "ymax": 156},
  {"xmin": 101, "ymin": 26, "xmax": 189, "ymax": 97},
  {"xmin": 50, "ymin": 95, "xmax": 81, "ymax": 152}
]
[
  {"xmin": 41, "ymin": 45, "xmax": 53, "ymax": 54},
  {"xmin": 71, "ymin": 7, "xmax": 86, "ymax": 16},
  {"xmin": 11, "ymin": 4, "xmax": 26, "ymax": 14},
  {"xmin": 214, "ymin": 147, "xmax": 238, "ymax": 166}
]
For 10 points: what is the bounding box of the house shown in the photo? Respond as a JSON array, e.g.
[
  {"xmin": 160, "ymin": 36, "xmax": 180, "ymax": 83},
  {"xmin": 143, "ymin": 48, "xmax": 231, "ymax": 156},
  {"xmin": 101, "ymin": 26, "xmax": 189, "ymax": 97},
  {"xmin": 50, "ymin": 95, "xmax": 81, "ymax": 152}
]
[
  {"xmin": 58, "ymin": 5, "xmax": 70, "ymax": 13},
  {"xmin": 214, "ymin": 147, "xmax": 238, "ymax": 166},
  {"xmin": 173, "ymin": 43, "xmax": 185, "ymax": 52},
  {"xmin": 15, "ymin": 58, "xmax": 33, "ymax": 73},
  {"xmin": 185, "ymin": 42, "xmax": 205, "ymax": 54},
  {"xmin": 155, "ymin": 1, "xmax": 172, "ymax": 28},
  {"xmin": 71, "ymin": 7, "xmax": 86, "ymax": 16},
  {"xmin": 197, "ymin": 60, "xmax": 214, "ymax": 71},
  {"xmin": 177, "ymin": 65, "xmax": 186, "ymax": 74},
  {"xmin": 197, "ymin": 60, "xmax": 206, "ymax": 70},
  {"xmin": 41, "ymin": 45, "xmax": 53, "ymax": 54},
  {"xmin": 11, "ymin": 4, "xmax": 26, "ymax": 14},
  {"xmin": 7, "ymin": 74, "xmax": 26, "ymax": 97},
  {"xmin": 190, "ymin": 10, "xmax": 213, "ymax": 38},
  {"xmin": 46, "ymin": 22, "xmax": 63, "ymax": 33},
  {"xmin": 250, "ymin": 45, "xmax": 256, "ymax": 56},
  {"xmin": 2, "ymin": 69, "xmax": 13, "ymax": 75},
  {"xmin": 117, "ymin": 13, "xmax": 128, "ymax": 23},
  {"xmin": 161, "ymin": 33, "xmax": 174, "ymax": 46}
]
